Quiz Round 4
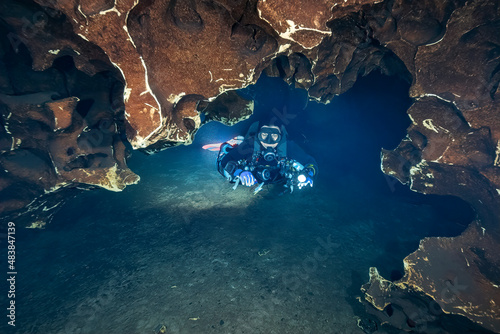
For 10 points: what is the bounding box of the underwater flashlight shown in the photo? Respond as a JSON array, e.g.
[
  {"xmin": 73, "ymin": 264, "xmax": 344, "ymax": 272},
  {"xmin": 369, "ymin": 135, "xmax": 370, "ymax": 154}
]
[{"xmin": 297, "ymin": 174, "xmax": 307, "ymax": 183}]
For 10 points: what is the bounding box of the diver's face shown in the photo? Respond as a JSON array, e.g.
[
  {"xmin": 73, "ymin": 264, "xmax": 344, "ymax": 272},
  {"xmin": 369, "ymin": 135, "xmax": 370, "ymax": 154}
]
[
  {"xmin": 258, "ymin": 126, "xmax": 281, "ymax": 149},
  {"xmin": 260, "ymin": 140, "xmax": 278, "ymax": 149}
]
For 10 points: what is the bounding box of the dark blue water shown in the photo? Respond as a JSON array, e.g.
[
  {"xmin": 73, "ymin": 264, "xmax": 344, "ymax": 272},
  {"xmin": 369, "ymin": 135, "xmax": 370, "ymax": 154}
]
[{"xmin": 3, "ymin": 72, "xmax": 472, "ymax": 334}]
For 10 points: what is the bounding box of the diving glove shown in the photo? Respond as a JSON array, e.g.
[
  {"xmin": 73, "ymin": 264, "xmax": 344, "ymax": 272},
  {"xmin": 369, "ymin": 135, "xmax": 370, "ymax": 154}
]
[{"xmin": 234, "ymin": 169, "xmax": 257, "ymax": 187}]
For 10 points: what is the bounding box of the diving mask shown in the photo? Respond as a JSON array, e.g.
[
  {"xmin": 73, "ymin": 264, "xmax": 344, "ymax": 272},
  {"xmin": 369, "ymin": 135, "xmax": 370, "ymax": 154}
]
[{"xmin": 258, "ymin": 126, "xmax": 281, "ymax": 145}]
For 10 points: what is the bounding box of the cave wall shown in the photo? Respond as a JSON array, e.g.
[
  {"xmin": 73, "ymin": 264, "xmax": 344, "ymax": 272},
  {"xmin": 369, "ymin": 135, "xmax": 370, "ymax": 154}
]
[
  {"xmin": 0, "ymin": 1, "xmax": 139, "ymax": 225},
  {"xmin": 0, "ymin": 0, "xmax": 499, "ymax": 332}
]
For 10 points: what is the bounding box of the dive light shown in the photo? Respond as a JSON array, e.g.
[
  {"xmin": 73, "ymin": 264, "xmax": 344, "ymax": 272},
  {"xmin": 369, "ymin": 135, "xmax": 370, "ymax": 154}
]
[{"xmin": 297, "ymin": 174, "xmax": 307, "ymax": 183}]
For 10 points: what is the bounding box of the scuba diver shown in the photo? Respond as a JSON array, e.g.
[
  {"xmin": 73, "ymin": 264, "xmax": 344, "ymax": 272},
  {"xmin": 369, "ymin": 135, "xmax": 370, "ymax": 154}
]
[{"xmin": 215, "ymin": 121, "xmax": 318, "ymax": 194}]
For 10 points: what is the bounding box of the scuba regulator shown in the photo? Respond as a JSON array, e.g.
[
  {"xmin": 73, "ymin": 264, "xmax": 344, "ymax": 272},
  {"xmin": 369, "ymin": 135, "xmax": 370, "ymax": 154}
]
[{"xmin": 262, "ymin": 147, "xmax": 277, "ymax": 162}]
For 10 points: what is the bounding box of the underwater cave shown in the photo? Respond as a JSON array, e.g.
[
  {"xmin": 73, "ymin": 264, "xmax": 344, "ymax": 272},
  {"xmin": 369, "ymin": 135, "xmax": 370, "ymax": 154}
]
[
  {"xmin": 1, "ymin": 0, "xmax": 500, "ymax": 333},
  {"xmin": 3, "ymin": 72, "xmax": 481, "ymax": 334}
]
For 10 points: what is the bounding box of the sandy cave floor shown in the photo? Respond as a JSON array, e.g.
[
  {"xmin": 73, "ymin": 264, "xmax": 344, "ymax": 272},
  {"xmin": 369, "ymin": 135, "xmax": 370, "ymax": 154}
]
[{"xmin": 5, "ymin": 145, "xmax": 465, "ymax": 334}]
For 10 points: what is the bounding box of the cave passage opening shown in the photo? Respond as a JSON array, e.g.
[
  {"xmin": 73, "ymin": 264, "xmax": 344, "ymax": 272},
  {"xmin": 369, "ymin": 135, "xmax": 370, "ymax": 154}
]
[
  {"xmin": 9, "ymin": 71, "xmax": 477, "ymax": 333},
  {"xmin": 189, "ymin": 70, "xmax": 475, "ymax": 278}
]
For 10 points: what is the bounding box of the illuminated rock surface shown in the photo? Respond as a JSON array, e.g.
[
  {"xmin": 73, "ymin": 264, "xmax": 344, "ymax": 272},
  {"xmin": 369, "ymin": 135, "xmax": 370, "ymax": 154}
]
[
  {"xmin": 361, "ymin": 223, "xmax": 500, "ymax": 333},
  {"xmin": 0, "ymin": 0, "xmax": 499, "ymax": 332}
]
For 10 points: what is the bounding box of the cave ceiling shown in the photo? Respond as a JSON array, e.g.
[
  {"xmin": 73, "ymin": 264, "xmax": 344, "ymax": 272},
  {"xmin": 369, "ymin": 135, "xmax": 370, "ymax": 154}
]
[{"xmin": 0, "ymin": 0, "xmax": 499, "ymax": 332}]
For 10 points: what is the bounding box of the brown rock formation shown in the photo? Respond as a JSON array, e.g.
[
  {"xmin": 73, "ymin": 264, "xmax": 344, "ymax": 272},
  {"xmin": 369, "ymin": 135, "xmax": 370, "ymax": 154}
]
[
  {"xmin": 257, "ymin": 0, "xmax": 335, "ymax": 49},
  {"xmin": 29, "ymin": 0, "xmax": 279, "ymax": 150},
  {"xmin": 361, "ymin": 0, "xmax": 500, "ymax": 332},
  {"xmin": 0, "ymin": 2, "xmax": 139, "ymax": 224},
  {"xmin": 0, "ymin": 0, "xmax": 499, "ymax": 332},
  {"xmin": 197, "ymin": 91, "xmax": 254, "ymax": 126},
  {"xmin": 361, "ymin": 222, "xmax": 500, "ymax": 333}
]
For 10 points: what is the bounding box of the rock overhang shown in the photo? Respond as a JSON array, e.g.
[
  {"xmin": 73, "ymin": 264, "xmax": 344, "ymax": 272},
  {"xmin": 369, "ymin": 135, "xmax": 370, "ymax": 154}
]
[{"xmin": 0, "ymin": 0, "xmax": 499, "ymax": 332}]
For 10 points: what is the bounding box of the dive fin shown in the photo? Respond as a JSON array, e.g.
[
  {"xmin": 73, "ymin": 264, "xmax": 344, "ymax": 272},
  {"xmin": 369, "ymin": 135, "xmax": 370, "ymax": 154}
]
[{"xmin": 202, "ymin": 143, "xmax": 223, "ymax": 151}]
